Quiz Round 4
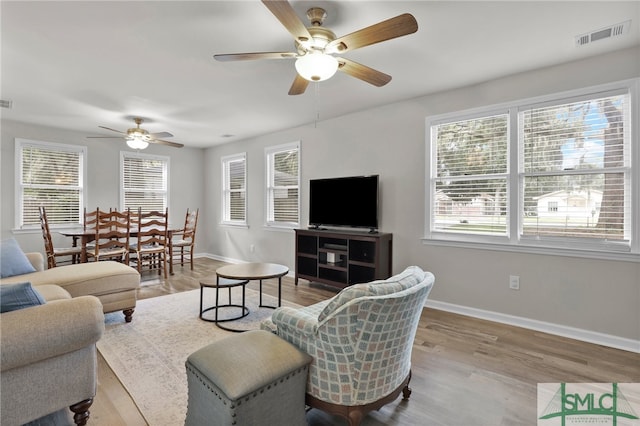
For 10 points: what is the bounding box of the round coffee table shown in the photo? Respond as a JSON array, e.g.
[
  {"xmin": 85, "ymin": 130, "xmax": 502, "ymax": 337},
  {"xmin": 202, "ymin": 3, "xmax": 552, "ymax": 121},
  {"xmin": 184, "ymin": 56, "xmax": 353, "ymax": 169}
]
[
  {"xmin": 215, "ymin": 262, "xmax": 289, "ymax": 309},
  {"xmin": 199, "ymin": 276, "xmax": 250, "ymax": 332}
]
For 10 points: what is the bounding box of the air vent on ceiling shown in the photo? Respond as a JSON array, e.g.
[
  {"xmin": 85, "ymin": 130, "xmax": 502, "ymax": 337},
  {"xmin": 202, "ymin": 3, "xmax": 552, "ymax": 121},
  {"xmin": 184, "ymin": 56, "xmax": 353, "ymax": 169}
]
[
  {"xmin": 0, "ymin": 99, "xmax": 13, "ymax": 109},
  {"xmin": 576, "ymin": 20, "xmax": 631, "ymax": 47}
]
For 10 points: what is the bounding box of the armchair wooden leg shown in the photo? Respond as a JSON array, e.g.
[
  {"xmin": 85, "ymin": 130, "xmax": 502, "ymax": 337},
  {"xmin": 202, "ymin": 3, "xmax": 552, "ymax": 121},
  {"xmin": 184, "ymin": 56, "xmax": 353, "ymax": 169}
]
[
  {"xmin": 348, "ymin": 410, "xmax": 364, "ymax": 426},
  {"xmin": 402, "ymin": 370, "xmax": 412, "ymax": 400},
  {"xmin": 69, "ymin": 398, "xmax": 93, "ymax": 426},
  {"xmin": 123, "ymin": 308, "xmax": 135, "ymax": 323}
]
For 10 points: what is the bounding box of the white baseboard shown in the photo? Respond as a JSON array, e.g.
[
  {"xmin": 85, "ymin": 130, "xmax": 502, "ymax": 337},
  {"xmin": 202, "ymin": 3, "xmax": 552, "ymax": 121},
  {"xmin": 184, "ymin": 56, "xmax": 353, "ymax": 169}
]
[
  {"xmin": 200, "ymin": 253, "xmax": 639, "ymax": 353},
  {"xmin": 202, "ymin": 254, "xmax": 296, "ymax": 278},
  {"xmin": 425, "ymin": 299, "xmax": 640, "ymax": 354}
]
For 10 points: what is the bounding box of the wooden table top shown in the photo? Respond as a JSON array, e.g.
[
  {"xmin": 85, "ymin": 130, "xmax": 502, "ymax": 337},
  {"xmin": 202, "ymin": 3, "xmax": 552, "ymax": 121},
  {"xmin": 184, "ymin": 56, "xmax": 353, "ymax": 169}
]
[{"xmin": 215, "ymin": 262, "xmax": 289, "ymax": 281}]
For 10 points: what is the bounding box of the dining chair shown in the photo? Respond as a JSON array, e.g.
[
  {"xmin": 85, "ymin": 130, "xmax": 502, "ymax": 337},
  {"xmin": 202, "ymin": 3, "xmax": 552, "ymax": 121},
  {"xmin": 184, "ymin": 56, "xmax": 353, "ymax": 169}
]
[
  {"xmin": 83, "ymin": 207, "xmax": 98, "ymax": 231},
  {"xmin": 38, "ymin": 206, "xmax": 83, "ymax": 269},
  {"xmin": 86, "ymin": 208, "xmax": 131, "ymax": 263},
  {"xmin": 170, "ymin": 208, "xmax": 199, "ymax": 271},
  {"xmin": 129, "ymin": 208, "xmax": 169, "ymax": 278}
]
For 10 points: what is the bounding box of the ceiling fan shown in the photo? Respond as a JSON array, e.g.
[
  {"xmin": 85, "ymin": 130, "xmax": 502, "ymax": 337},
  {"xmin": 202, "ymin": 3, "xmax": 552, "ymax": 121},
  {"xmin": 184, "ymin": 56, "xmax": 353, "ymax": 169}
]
[
  {"xmin": 214, "ymin": 0, "xmax": 418, "ymax": 95},
  {"xmin": 87, "ymin": 117, "xmax": 184, "ymax": 149}
]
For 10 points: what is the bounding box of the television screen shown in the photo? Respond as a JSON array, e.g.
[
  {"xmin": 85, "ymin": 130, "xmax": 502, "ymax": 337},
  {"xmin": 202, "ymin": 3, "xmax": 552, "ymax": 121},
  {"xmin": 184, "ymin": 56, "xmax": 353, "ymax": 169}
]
[{"xmin": 309, "ymin": 175, "xmax": 379, "ymax": 230}]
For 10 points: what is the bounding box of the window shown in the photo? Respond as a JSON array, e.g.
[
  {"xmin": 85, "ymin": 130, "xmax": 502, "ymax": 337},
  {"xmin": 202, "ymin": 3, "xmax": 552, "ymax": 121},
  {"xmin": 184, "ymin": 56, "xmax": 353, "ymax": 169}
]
[
  {"xmin": 426, "ymin": 80, "xmax": 638, "ymax": 258},
  {"xmin": 121, "ymin": 152, "xmax": 169, "ymax": 213},
  {"xmin": 265, "ymin": 142, "xmax": 300, "ymax": 228},
  {"xmin": 16, "ymin": 139, "xmax": 86, "ymax": 228},
  {"xmin": 221, "ymin": 153, "xmax": 247, "ymax": 225}
]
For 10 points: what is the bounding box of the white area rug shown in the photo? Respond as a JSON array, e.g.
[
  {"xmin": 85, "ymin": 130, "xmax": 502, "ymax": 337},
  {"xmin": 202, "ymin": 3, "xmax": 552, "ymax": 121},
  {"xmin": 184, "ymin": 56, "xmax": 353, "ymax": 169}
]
[{"xmin": 97, "ymin": 288, "xmax": 299, "ymax": 426}]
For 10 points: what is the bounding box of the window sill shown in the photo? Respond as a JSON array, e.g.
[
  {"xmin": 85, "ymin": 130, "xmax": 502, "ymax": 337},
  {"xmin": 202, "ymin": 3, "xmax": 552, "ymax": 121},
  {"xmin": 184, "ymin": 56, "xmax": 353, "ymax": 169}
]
[{"xmin": 421, "ymin": 237, "xmax": 640, "ymax": 263}]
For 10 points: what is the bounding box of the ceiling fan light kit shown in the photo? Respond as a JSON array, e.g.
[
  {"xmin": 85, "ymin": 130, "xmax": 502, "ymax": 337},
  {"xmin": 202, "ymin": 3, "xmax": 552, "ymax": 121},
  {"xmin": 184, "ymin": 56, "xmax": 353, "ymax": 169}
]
[
  {"xmin": 295, "ymin": 52, "xmax": 338, "ymax": 81},
  {"xmin": 126, "ymin": 137, "xmax": 149, "ymax": 150},
  {"xmin": 214, "ymin": 0, "xmax": 418, "ymax": 95}
]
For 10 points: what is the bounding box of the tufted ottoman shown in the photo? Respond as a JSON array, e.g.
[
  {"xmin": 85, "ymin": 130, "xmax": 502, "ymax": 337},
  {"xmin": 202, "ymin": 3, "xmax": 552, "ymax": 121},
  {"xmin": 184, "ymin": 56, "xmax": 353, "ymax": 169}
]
[{"xmin": 185, "ymin": 329, "xmax": 312, "ymax": 426}]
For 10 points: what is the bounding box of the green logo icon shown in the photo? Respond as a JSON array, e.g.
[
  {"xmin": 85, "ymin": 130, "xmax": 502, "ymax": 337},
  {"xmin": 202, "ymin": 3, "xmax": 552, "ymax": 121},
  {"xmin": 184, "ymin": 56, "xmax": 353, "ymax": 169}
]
[{"xmin": 539, "ymin": 383, "xmax": 639, "ymax": 425}]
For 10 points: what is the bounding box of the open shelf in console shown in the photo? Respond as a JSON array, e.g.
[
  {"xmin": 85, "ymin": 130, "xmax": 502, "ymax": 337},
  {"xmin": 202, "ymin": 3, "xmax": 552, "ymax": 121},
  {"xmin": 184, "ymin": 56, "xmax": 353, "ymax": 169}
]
[{"xmin": 295, "ymin": 228, "xmax": 393, "ymax": 289}]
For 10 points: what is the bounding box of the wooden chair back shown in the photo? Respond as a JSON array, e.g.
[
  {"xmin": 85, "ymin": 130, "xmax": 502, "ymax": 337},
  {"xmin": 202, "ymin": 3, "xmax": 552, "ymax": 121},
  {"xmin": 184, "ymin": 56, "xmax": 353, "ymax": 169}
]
[
  {"xmin": 89, "ymin": 208, "xmax": 131, "ymax": 263},
  {"xmin": 130, "ymin": 208, "xmax": 169, "ymax": 277},
  {"xmin": 39, "ymin": 206, "xmax": 82, "ymax": 268},
  {"xmin": 170, "ymin": 208, "xmax": 199, "ymax": 270},
  {"xmin": 38, "ymin": 206, "xmax": 56, "ymax": 269},
  {"xmin": 182, "ymin": 208, "xmax": 199, "ymax": 243}
]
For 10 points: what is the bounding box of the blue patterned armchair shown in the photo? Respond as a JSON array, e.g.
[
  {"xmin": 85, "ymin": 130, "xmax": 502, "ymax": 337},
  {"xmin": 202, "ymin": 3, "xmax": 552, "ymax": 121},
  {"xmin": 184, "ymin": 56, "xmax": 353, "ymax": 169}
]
[{"xmin": 262, "ymin": 266, "xmax": 434, "ymax": 426}]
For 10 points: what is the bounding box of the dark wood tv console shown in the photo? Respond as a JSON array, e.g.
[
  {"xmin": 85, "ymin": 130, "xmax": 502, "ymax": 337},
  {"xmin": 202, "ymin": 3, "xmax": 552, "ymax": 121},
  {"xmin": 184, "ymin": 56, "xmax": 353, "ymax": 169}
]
[{"xmin": 294, "ymin": 228, "xmax": 393, "ymax": 290}]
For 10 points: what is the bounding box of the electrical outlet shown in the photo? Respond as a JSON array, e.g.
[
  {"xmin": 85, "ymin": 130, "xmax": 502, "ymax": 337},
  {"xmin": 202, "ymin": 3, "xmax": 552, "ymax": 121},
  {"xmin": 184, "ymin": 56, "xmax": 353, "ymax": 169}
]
[{"xmin": 509, "ymin": 275, "xmax": 520, "ymax": 290}]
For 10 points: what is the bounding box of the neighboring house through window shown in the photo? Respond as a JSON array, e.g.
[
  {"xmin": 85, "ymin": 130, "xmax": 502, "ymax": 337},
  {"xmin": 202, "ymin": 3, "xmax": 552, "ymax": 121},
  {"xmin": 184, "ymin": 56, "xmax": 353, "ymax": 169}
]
[
  {"xmin": 221, "ymin": 152, "xmax": 247, "ymax": 225},
  {"xmin": 121, "ymin": 151, "xmax": 169, "ymax": 213},
  {"xmin": 426, "ymin": 79, "xmax": 638, "ymax": 258},
  {"xmin": 15, "ymin": 138, "xmax": 86, "ymax": 228},
  {"xmin": 265, "ymin": 142, "xmax": 300, "ymax": 228}
]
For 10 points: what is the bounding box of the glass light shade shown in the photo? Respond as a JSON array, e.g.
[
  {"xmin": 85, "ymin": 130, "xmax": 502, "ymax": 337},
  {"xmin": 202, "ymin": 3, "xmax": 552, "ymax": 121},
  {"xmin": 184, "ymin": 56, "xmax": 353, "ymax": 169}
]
[
  {"xmin": 295, "ymin": 53, "xmax": 338, "ymax": 82},
  {"xmin": 126, "ymin": 137, "xmax": 149, "ymax": 150}
]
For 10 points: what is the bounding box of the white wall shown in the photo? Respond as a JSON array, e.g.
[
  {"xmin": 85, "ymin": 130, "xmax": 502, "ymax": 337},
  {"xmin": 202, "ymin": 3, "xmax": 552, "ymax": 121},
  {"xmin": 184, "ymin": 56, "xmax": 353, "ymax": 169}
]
[
  {"xmin": 203, "ymin": 47, "xmax": 640, "ymax": 346},
  {"xmin": 1, "ymin": 119, "xmax": 205, "ymax": 255}
]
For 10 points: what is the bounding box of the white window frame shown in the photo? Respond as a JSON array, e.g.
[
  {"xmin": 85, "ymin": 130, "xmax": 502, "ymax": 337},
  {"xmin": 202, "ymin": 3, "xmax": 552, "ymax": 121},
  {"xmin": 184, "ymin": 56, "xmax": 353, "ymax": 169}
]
[
  {"xmin": 265, "ymin": 141, "xmax": 300, "ymax": 229},
  {"xmin": 425, "ymin": 79, "xmax": 639, "ymax": 261},
  {"xmin": 14, "ymin": 138, "xmax": 87, "ymax": 230},
  {"xmin": 221, "ymin": 152, "xmax": 247, "ymax": 226},
  {"xmin": 120, "ymin": 151, "xmax": 169, "ymax": 213}
]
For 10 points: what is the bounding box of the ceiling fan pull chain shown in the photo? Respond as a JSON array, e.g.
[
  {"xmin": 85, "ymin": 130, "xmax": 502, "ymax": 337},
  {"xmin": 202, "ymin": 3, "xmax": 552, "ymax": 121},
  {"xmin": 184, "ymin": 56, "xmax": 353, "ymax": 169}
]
[{"xmin": 314, "ymin": 82, "xmax": 321, "ymax": 128}]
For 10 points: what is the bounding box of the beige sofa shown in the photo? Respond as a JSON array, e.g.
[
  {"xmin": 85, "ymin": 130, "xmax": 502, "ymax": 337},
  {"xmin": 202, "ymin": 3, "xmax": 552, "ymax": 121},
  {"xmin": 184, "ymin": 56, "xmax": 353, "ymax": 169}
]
[
  {"xmin": 1, "ymin": 252, "xmax": 140, "ymax": 322},
  {"xmin": 1, "ymin": 291, "xmax": 105, "ymax": 425}
]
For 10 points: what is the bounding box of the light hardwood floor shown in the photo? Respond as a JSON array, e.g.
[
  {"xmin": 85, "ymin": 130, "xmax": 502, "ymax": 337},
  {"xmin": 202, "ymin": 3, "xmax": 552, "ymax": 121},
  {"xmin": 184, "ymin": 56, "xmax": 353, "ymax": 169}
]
[{"xmin": 90, "ymin": 258, "xmax": 639, "ymax": 426}]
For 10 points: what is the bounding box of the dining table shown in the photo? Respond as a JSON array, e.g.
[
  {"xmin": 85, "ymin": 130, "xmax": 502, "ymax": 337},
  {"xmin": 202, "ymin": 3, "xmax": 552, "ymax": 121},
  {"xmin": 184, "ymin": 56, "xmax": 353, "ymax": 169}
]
[{"xmin": 59, "ymin": 227, "xmax": 180, "ymax": 275}]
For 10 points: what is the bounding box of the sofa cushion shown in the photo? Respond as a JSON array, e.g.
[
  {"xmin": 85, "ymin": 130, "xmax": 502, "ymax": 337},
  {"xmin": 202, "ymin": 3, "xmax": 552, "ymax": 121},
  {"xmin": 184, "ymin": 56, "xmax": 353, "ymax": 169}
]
[
  {"xmin": 0, "ymin": 282, "xmax": 46, "ymax": 313},
  {"xmin": 0, "ymin": 238, "xmax": 36, "ymax": 278},
  {"xmin": 317, "ymin": 266, "xmax": 426, "ymax": 322}
]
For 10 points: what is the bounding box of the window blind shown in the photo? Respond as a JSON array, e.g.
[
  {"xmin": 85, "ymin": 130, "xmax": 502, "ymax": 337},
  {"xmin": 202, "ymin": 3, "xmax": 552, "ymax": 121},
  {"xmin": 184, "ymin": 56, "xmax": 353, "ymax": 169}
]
[
  {"xmin": 122, "ymin": 153, "xmax": 168, "ymax": 213},
  {"xmin": 433, "ymin": 114, "xmax": 509, "ymax": 235},
  {"xmin": 222, "ymin": 154, "xmax": 246, "ymax": 223},
  {"xmin": 20, "ymin": 142, "xmax": 83, "ymax": 227},
  {"xmin": 266, "ymin": 144, "xmax": 299, "ymax": 226},
  {"xmin": 520, "ymin": 94, "xmax": 629, "ymax": 241}
]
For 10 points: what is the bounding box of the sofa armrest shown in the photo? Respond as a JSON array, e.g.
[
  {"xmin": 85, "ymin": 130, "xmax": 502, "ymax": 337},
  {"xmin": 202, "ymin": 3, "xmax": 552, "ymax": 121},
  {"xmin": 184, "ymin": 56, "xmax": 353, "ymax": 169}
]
[
  {"xmin": 271, "ymin": 306, "xmax": 319, "ymax": 337},
  {"xmin": 25, "ymin": 252, "xmax": 44, "ymax": 272},
  {"xmin": 0, "ymin": 296, "xmax": 104, "ymax": 372}
]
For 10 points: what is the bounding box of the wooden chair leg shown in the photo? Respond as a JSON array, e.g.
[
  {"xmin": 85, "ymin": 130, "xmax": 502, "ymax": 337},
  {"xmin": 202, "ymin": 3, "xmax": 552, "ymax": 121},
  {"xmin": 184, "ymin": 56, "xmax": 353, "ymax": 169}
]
[{"xmin": 69, "ymin": 398, "xmax": 93, "ymax": 426}]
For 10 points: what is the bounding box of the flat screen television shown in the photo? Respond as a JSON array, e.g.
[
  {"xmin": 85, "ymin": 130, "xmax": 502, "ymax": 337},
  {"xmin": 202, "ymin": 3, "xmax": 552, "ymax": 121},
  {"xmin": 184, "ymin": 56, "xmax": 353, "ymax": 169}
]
[{"xmin": 309, "ymin": 175, "xmax": 379, "ymax": 231}]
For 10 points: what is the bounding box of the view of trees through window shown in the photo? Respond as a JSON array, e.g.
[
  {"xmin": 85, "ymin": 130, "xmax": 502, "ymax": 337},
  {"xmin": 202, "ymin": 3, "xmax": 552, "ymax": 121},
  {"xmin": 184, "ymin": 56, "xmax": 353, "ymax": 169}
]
[{"xmin": 432, "ymin": 92, "xmax": 629, "ymax": 243}]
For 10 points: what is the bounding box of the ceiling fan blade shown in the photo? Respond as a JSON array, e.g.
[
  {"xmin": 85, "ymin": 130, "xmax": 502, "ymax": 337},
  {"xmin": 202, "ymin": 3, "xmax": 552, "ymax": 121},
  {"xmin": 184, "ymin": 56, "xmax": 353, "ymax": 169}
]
[
  {"xmin": 150, "ymin": 139, "xmax": 184, "ymax": 148},
  {"xmin": 86, "ymin": 136, "xmax": 125, "ymax": 139},
  {"xmin": 98, "ymin": 126, "xmax": 126, "ymax": 134},
  {"xmin": 288, "ymin": 74, "xmax": 309, "ymax": 96},
  {"xmin": 150, "ymin": 131, "xmax": 173, "ymax": 138},
  {"xmin": 261, "ymin": 0, "xmax": 313, "ymax": 45},
  {"xmin": 326, "ymin": 13, "xmax": 418, "ymax": 54},
  {"xmin": 214, "ymin": 52, "xmax": 297, "ymax": 62},
  {"xmin": 337, "ymin": 58, "xmax": 392, "ymax": 87}
]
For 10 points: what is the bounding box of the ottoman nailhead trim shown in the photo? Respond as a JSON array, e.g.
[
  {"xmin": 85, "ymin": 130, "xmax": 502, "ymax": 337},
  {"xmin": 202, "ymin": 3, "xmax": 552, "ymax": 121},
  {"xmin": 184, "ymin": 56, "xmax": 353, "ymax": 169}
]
[{"xmin": 186, "ymin": 362, "xmax": 310, "ymax": 423}]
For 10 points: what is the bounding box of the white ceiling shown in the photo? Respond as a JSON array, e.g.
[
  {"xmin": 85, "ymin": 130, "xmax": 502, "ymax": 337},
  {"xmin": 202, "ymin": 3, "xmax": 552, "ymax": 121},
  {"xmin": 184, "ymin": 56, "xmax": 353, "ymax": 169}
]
[{"xmin": 2, "ymin": 1, "xmax": 638, "ymax": 149}]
